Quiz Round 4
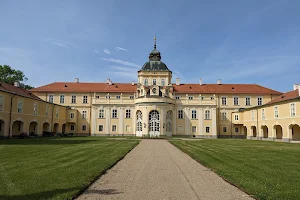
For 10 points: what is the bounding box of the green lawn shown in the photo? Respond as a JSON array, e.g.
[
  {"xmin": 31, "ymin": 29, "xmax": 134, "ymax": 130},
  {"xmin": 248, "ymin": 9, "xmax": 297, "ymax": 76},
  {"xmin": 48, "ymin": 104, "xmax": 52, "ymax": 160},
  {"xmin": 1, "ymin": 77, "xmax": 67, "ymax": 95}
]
[
  {"xmin": 0, "ymin": 137, "xmax": 139, "ymax": 200},
  {"xmin": 170, "ymin": 139, "xmax": 300, "ymax": 200}
]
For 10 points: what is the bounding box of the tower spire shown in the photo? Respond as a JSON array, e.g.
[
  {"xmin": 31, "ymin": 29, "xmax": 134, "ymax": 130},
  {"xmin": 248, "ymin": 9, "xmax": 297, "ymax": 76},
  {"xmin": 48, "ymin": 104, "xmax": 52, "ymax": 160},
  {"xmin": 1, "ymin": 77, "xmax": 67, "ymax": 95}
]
[{"xmin": 154, "ymin": 32, "xmax": 156, "ymax": 49}]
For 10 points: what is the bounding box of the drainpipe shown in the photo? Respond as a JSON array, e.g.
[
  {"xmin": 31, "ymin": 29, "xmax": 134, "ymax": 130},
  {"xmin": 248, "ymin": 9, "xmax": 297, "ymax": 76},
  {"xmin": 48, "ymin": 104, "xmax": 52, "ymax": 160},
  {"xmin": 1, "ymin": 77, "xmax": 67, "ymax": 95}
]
[
  {"xmin": 8, "ymin": 94, "xmax": 16, "ymax": 138},
  {"xmin": 51, "ymin": 104, "xmax": 55, "ymax": 132}
]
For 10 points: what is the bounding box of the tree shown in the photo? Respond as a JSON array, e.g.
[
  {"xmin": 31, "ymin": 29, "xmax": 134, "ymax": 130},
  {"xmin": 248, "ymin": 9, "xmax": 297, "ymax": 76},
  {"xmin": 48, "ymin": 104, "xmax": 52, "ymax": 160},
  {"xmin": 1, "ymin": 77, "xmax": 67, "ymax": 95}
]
[{"xmin": 0, "ymin": 65, "xmax": 34, "ymax": 90}]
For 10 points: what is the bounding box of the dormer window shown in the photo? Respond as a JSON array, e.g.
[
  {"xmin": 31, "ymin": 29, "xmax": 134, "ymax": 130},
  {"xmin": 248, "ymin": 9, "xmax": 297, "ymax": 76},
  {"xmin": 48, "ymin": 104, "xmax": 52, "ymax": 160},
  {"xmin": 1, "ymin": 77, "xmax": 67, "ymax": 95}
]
[{"xmin": 153, "ymin": 79, "xmax": 156, "ymax": 85}]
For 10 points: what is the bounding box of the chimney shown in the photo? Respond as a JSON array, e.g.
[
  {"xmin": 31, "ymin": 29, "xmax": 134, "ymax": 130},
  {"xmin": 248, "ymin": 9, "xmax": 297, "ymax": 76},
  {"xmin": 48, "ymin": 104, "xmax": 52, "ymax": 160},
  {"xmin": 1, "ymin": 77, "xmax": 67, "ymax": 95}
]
[
  {"xmin": 14, "ymin": 81, "xmax": 20, "ymax": 87},
  {"xmin": 293, "ymin": 84, "xmax": 300, "ymax": 90},
  {"xmin": 131, "ymin": 81, "xmax": 134, "ymax": 86},
  {"xmin": 199, "ymin": 78, "xmax": 203, "ymax": 86},
  {"xmin": 109, "ymin": 80, "xmax": 112, "ymax": 85},
  {"xmin": 106, "ymin": 78, "xmax": 110, "ymax": 84},
  {"xmin": 74, "ymin": 78, "xmax": 79, "ymax": 83},
  {"xmin": 176, "ymin": 78, "xmax": 180, "ymax": 86},
  {"xmin": 217, "ymin": 79, "xmax": 222, "ymax": 85}
]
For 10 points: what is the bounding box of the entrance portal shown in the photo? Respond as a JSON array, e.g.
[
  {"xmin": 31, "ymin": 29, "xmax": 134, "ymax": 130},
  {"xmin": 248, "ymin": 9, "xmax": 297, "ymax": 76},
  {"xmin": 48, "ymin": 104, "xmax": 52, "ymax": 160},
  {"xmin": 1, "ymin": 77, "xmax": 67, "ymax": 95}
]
[{"xmin": 149, "ymin": 110, "xmax": 160, "ymax": 136}]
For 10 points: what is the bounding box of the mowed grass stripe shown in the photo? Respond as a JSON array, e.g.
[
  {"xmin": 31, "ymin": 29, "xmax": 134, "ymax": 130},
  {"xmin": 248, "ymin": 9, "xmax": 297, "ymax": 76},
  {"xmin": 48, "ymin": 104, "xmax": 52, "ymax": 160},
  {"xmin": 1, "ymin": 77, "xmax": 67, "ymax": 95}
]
[
  {"xmin": 170, "ymin": 139, "xmax": 300, "ymax": 200},
  {"xmin": 0, "ymin": 137, "xmax": 139, "ymax": 200}
]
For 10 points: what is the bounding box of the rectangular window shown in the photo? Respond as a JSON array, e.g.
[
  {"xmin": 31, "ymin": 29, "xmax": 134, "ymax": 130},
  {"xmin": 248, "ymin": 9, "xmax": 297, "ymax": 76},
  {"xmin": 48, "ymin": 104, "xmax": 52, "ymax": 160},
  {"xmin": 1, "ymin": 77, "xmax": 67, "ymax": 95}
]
[
  {"xmin": 161, "ymin": 79, "xmax": 165, "ymax": 86},
  {"xmin": 178, "ymin": 110, "xmax": 183, "ymax": 119},
  {"xmin": 251, "ymin": 110, "xmax": 255, "ymax": 120},
  {"xmin": 48, "ymin": 94, "xmax": 54, "ymax": 103},
  {"xmin": 290, "ymin": 103, "xmax": 296, "ymax": 117},
  {"xmin": 130, "ymin": 95, "xmax": 134, "ymax": 99},
  {"xmin": 152, "ymin": 79, "xmax": 156, "ymax": 85},
  {"xmin": 246, "ymin": 97, "xmax": 251, "ymax": 106},
  {"xmin": 188, "ymin": 96, "xmax": 194, "ymax": 100},
  {"xmin": 175, "ymin": 96, "xmax": 180, "ymax": 100},
  {"xmin": 112, "ymin": 125, "xmax": 117, "ymax": 132},
  {"xmin": 82, "ymin": 110, "xmax": 87, "ymax": 119},
  {"xmin": 234, "ymin": 114, "xmax": 239, "ymax": 121},
  {"xmin": 82, "ymin": 125, "xmax": 86, "ymax": 131},
  {"xmin": 112, "ymin": 109, "xmax": 118, "ymax": 118},
  {"xmin": 99, "ymin": 109, "xmax": 104, "ymax": 118},
  {"xmin": 70, "ymin": 113, "xmax": 75, "ymax": 119},
  {"xmin": 274, "ymin": 106, "xmax": 279, "ymax": 118},
  {"xmin": 233, "ymin": 97, "xmax": 239, "ymax": 106},
  {"xmin": 0, "ymin": 96, "xmax": 3, "ymax": 111},
  {"xmin": 192, "ymin": 126, "xmax": 196, "ymax": 133},
  {"xmin": 206, "ymin": 127, "xmax": 210, "ymax": 133},
  {"xmin": 83, "ymin": 95, "xmax": 88, "ymax": 104},
  {"xmin": 144, "ymin": 79, "xmax": 148, "ymax": 86},
  {"xmin": 60, "ymin": 95, "xmax": 65, "ymax": 104},
  {"xmin": 221, "ymin": 97, "xmax": 227, "ymax": 105},
  {"xmin": 192, "ymin": 110, "xmax": 197, "ymax": 119},
  {"xmin": 70, "ymin": 125, "xmax": 75, "ymax": 131},
  {"xmin": 235, "ymin": 127, "xmax": 239, "ymax": 133},
  {"xmin": 46, "ymin": 105, "xmax": 49, "ymax": 116},
  {"xmin": 17, "ymin": 100, "xmax": 23, "ymax": 113},
  {"xmin": 205, "ymin": 110, "xmax": 210, "ymax": 120},
  {"xmin": 262, "ymin": 109, "xmax": 265, "ymax": 120},
  {"xmin": 126, "ymin": 109, "xmax": 131, "ymax": 118},
  {"xmin": 257, "ymin": 97, "xmax": 263, "ymax": 106},
  {"xmin": 33, "ymin": 103, "xmax": 38, "ymax": 115},
  {"xmin": 116, "ymin": 95, "xmax": 121, "ymax": 99},
  {"xmin": 99, "ymin": 125, "xmax": 103, "ymax": 132},
  {"xmin": 221, "ymin": 112, "xmax": 227, "ymax": 120},
  {"xmin": 71, "ymin": 95, "xmax": 76, "ymax": 104},
  {"xmin": 126, "ymin": 125, "xmax": 130, "ymax": 132},
  {"xmin": 223, "ymin": 127, "xmax": 227, "ymax": 133}
]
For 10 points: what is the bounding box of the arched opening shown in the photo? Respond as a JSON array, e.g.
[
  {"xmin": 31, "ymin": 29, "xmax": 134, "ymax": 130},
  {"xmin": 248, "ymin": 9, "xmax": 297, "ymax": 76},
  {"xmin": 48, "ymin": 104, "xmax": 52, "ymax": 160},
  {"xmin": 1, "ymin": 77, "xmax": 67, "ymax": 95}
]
[
  {"xmin": 290, "ymin": 124, "xmax": 300, "ymax": 141},
  {"xmin": 251, "ymin": 126, "xmax": 257, "ymax": 137},
  {"xmin": 53, "ymin": 123, "xmax": 59, "ymax": 133},
  {"xmin": 62, "ymin": 124, "xmax": 66, "ymax": 133},
  {"xmin": 166, "ymin": 110, "xmax": 172, "ymax": 136},
  {"xmin": 136, "ymin": 110, "xmax": 143, "ymax": 137},
  {"xmin": 43, "ymin": 122, "xmax": 50, "ymax": 133},
  {"xmin": 149, "ymin": 110, "xmax": 160, "ymax": 137},
  {"xmin": 0, "ymin": 119, "xmax": 5, "ymax": 137},
  {"xmin": 274, "ymin": 125, "xmax": 283, "ymax": 139},
  {"xmin": 29, "ymin": 121, "xmax": 38, "ymax": 136},
  {"xmin": 261, "ymin": 125, "xmax": 268, "ymax": 138},
  {"xmin": 12, "ymin": 120, "xmax": 24, "ymax": 136}
]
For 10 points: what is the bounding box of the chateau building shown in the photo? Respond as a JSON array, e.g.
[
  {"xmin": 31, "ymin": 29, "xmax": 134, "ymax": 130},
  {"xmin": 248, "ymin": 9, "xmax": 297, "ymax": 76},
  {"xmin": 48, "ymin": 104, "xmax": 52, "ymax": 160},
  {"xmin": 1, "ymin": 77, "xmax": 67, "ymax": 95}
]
[{"xmin": 28, "ymin": 39, "xmax": 287, "ymax": 138}]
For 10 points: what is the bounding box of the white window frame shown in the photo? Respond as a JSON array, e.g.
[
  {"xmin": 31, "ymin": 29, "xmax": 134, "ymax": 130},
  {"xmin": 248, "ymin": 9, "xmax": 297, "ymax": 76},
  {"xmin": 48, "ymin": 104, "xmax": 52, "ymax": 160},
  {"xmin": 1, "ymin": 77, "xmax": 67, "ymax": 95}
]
[
  {"xmin": 59, "ymin": 94, "xmax": 65, "ymax": 104},
  {"xmin": 0, "ymin": 95, "xmax": 4, "ymax": 111},
  {"xmin": 221, "ymin": 112, "xmax": 227, "ymax": 120},
  {"xmin": 221, "ymin": 97, "xmax": 227, "ymax": 105},
  {"xmin": 290, "ymin": 103, "xmax": 296, "ymax": 117},
  {"xmin": 70, "ymin": 113, "xmax": 75, "ymax": 119},
  {"xmin": 17, "ymin": 99, "xmax": 23, "ymax": 113},
  {"xmin": 205, "ymin": 126, "xmax": 210, "ymax": 133},
  {"xmin": 234, "ymin": 114, "xmax": 239, "ymax": 121},
  {"xmin": 112, "ymin": 125, "xmax": 117, "ymax": 132},
  {"xmin": 112, "ymin": 109, "xmax": 118, "ymax": 118},
  {"xmin": 205, "ymin": 110, "xmax": 210, "ymax": 120},
  {"xmin": 95, "ymin": 95, "xmax": 100, "ymax": 99},
  {"xmin": 152, "ymin": 78, "xmax": 156, "ymax": 85},
  {"xmin": 83, "ymin": 95, "xmax": 88, "ymax": 104},
  {"xmin": 188, "ymin": 96, "xmax": 194, "ymax": 100},
  {"xmin": 99, "ymin": 125, "xmax": 103, "ymax": 132},
  {"xmin": 130, "ymin": 95, "xmax": 134, "ymax": 99},
  {"xmin": 71, "ymin": 95, "xmax": 77, "ymax": 104},
  {"xmin": 126, "ymin": 125, "xmax": 131, "ymax": 132},
  {"xmin": 144, "ymin": 78, "xmax": 148, "ymax": 86},
  {"xmin": 246, "ymin": 97, "xmax": 251, "ymax": 106},
  {"xmin": 257, "ymin": 97, "xmax": 263, "ymax": 106},
  {"xmin": 161, "ymin": 78, "xmax": 165, "ymax": 86},
  {"xmin": 233, "ymin": 96, "xmax": 239, "ymax": 106},
  {"xmin": 274, "ymin": 106, "xmax": 279, "ymax": 118},
  {"xmin": 192, "ymin": 110, "xmax": 197, "ymax": 119},
  {"xmin": 125, "ymin": 109, "xmax": 131, "ymax": 118},
  {"xmin": 175, "ymin": 96, "xmax": 180, "ymax": 100},
  {"xmin": 106, "ymin": 95, "xmax": 110, "ymax": 99},
  {"xmin": 82, "ymin": 110, "xmax": 87, "ymax": 119},
  {"xmin": 99, "ymin": 109, "xmax": 104, "ymax": 118},
  {"xmin": 116, "ymin": 95, "xmax": 121, "ymax": 99},
  {"xmin": 48, "ymin": 94, "xmax": 54, "ymax": 103},
  {"xmin": 178, "ymin": 110, "xmax": 183, "ymax": 119}
]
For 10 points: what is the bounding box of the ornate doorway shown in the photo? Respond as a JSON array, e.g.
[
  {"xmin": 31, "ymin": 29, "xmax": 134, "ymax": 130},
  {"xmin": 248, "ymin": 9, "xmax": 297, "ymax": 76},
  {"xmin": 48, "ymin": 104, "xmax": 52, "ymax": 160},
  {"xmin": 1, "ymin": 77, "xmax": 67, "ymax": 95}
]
[
  {"xmin": 136, "ymin": 111, "xmax": 143, "ymax": 136},
  {"xmin": 166, "ymin": 110, "xmax": 172, "ymax": 136},
  {"xmin": 149, "ymin": 110, "xmax": 160, "ymax": 136}
]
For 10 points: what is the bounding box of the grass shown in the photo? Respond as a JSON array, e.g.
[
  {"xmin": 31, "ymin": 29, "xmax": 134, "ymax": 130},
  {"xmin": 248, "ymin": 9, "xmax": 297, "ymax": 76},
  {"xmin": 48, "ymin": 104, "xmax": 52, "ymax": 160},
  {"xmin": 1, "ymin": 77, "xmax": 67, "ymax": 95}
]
[
  {"xmin": 170, "ymin": 139, "xmax": 300, "ymax": 200},
  {"xmin": 0, "ymin": 137, "xmax": 139, "ymax": 200}
]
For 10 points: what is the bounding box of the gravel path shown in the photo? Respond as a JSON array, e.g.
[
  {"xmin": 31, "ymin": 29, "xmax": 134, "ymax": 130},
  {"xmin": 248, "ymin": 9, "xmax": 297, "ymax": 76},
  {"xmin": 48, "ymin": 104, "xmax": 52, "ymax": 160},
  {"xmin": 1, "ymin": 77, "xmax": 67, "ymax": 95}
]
[{"xmin": 77, "ymin": 140, "xmax": 253, "ymax": 200}]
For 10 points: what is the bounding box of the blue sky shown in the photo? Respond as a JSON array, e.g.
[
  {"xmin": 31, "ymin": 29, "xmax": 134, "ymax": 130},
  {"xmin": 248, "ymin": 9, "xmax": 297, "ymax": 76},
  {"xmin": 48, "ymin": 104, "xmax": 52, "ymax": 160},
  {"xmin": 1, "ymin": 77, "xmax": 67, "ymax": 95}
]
[{"xmin": 0, "ymin": 0, "xmax": 300, "ymax": 92}]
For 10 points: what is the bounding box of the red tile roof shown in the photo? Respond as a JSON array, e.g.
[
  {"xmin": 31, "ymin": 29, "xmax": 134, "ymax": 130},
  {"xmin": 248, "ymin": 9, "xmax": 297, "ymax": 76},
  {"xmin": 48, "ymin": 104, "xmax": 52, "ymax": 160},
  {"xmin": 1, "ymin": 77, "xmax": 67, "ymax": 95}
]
[
  {"xmin": 0, "ymin": 82, "xmax": 42, "ymax": 100},
  {"xmin": 266, "ymin": 89, "xmax": 299, "ymax": 104},
  {"xmin": 30, "ymin": 82, "xmax": 282, "ymax": 95}
]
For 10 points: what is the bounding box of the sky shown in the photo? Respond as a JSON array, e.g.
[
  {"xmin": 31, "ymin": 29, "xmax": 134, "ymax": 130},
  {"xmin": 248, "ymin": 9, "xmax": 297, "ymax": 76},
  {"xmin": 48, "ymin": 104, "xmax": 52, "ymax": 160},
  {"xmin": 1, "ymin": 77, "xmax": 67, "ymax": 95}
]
[{"xmin": 0, "ymin": 0, "xmax": 300, "ymax": 92}]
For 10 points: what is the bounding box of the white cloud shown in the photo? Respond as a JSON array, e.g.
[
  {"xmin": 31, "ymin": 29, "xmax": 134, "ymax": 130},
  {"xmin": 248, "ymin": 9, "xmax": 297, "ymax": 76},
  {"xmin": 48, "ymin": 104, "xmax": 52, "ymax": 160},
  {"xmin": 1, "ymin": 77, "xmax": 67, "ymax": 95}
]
[
  {"xmin": 101, "ymin": 58, "xmax": 140, "ymax": 68},
  {"xmin": 51, "ymin": 41, "xmax": 67, "ymax": 47},
  {"xmin": 104, "ymin": 49, "xmax": 110, "ymax": 54},
  {"xmin": 116, "ymin": 47, "xmax": 128, "ymax": 51}
]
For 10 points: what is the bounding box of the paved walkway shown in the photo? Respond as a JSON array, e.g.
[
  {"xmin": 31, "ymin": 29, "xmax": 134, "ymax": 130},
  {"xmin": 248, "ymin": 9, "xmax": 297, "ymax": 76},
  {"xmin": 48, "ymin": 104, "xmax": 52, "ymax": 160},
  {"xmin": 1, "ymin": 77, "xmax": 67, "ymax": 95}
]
[{"xmin": 77, "ymin": 140, "xmax": 253, "ymax": 200}]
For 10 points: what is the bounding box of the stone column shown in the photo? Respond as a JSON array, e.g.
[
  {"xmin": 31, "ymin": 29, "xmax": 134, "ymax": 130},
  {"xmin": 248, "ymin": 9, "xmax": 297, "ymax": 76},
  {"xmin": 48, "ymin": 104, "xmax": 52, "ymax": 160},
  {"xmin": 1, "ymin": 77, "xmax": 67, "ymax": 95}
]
[
  {"xmin": 132, "ymin": 107, "xmax": 136, "ymax": 136},
  {"xmin": 161, "ymin": 107, "xmax": 165, "ymax": 136},
  {"xmin": 119, "ymin": 107, "xmax": 124, "ymax": 135},
  {"xmin": 142, "ymin": 107, "xmax": 148, "ymax": 136},
  {"xmin": 173, "ymin": 107, "xmax": 177, "ymax": 136},
  {"xmin": 199, "ymin": 108, "xmax": 203, "ymax": 136},
  {"xmin": 91, "ymin": 107, "xmax": 96, "ymax": 136},
  {"xmin": 185, "ymin": 108, "xmax": 190, "ymax": 135},
  {"xmin": 105, "ymin": 107, "xmax": 111, "ymax": 135},
  {"xmin": 212, "ymin": 108, "xmax": 217, "ymax": 138}
]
